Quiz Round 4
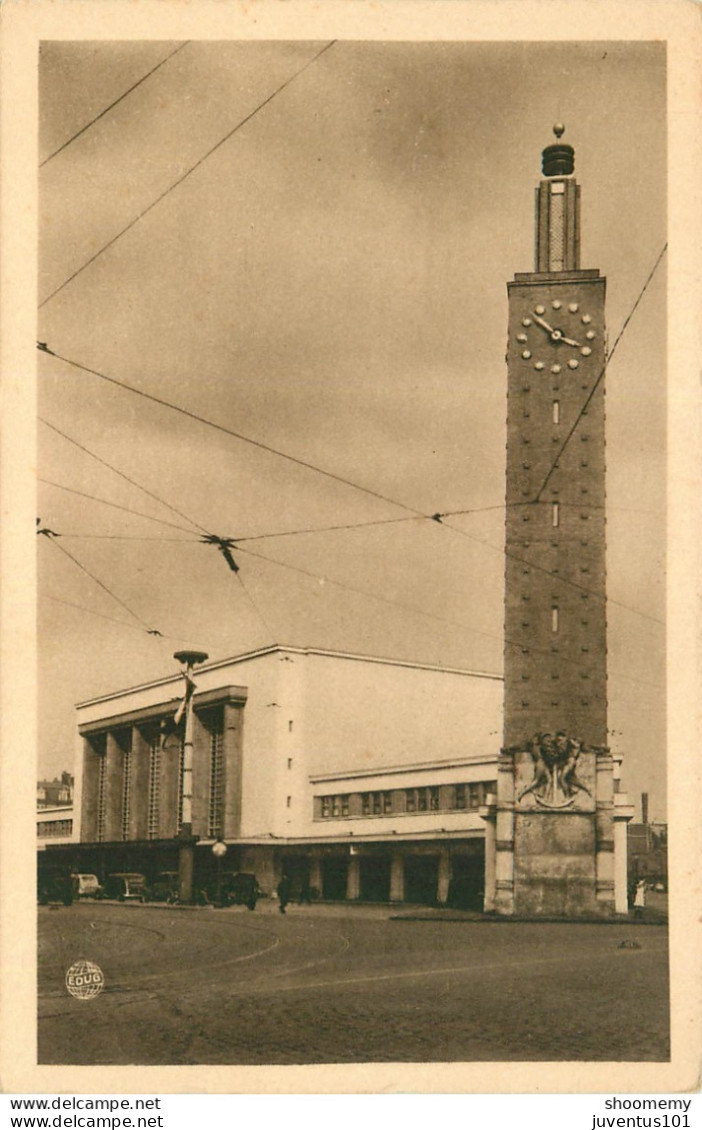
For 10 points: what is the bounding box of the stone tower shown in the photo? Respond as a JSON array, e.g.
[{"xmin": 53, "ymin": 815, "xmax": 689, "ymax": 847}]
[{"xmin": 481, "ymin": 127, "xmax": 633, "ymax": 917}]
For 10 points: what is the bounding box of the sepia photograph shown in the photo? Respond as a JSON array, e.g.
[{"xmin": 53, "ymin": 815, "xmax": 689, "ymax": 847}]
[{"xmin": 1, "ymin": 0, "xmax": 700, "ymax": 1097}]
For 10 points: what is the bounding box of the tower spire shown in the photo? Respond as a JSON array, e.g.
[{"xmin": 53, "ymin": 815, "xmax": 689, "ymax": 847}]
[{"xmin": 535, "ymin": 124, "xmax": 580, "ymax": 272}]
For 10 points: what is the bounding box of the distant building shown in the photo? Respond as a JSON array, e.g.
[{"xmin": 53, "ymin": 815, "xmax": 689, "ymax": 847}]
[
  {"xmin": 37, "ymin": 771, "xmax": 74, "ymax": 809},
  {"xmin": 37, "ymin": 805, "xmax": 75, "ymax": 846}
]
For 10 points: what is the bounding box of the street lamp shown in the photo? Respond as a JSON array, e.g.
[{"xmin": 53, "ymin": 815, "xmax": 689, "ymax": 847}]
[
  {"xmin": 212, "ymin": 838, "xmax": 227, "ymax": 907},
  {"xmin": 173, "ymin": 649, "xmax": 209, "ymax": 905}
]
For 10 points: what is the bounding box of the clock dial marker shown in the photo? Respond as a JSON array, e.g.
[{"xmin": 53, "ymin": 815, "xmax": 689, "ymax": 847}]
[
  {"xmin": 581, "ymin": 347, "xmax": 592, "ymax": 357},
  {"xmin": 535, "ymin": 305, "xmax": 545, "ymax": 314},
  {"xmin": 568, "ymin": 359, "xmax": 579, "ymax": 369},
  {"xmin": 552, "ymin": 300, "xmax": 562, "ymax": 310},
  {"xmin": 568, "ymin": 303, "xmax": 579, "ymax": 313},
  {"xmin": 581, "ymin": 314, "xmax": 592, "ymax": 324},
  {"xmin": 522, "ymin": 317, "xmax": 532, "ymax": 326},
  {"xmin": 551, "ymin": 364, "xmax": 561, "ymax": 374},
  {"xmin": 522, "ymin": 350, "xmax": 532, "ymax": 359}
]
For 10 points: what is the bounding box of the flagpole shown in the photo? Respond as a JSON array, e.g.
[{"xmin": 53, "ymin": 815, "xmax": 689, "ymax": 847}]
[{"xmin": 174, "ymin": 649, "xmax": 209, "ymax": 905}]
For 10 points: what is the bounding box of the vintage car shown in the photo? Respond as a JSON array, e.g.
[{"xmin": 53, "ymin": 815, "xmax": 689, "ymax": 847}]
[
  {"xmin": 200, "ymin": 872, "xmax": 263, "ymax": 910},
  {"xmin": 72, "ymin": 872, "xmax": 103, "ymax": 899},
  {"xmin": 102, "ymin": 872, "xmax": 148, "ymax": 901},
  {"xmin": 146, "ymin": 871, "xmax": 180, "ymax": 903},
  {"xmin": 38, "ymin": 865, "xmax": 74, "ymax": 906}
]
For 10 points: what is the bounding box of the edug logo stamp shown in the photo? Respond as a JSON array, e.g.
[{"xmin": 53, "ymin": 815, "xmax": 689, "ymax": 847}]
[{"xmin": 65, "ymin": 960, "xmax": 104, "ymax": 1000}]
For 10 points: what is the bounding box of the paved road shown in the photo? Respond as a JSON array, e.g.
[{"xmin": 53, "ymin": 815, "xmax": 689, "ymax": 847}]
[{"xmin": 38, "ymin": 901, "xmax": 669, "ymax": 1065}]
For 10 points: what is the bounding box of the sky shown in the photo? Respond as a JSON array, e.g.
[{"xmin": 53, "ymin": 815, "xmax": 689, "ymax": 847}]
[{"xmin": 36, "ymin": 40, "xmax": 666, "ymax": 818}]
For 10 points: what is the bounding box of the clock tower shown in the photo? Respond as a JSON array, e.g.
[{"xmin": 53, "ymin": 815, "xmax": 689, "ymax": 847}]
[{"xmin": 483, "ymin": 126, "xmax": 634, "ymax": 917}]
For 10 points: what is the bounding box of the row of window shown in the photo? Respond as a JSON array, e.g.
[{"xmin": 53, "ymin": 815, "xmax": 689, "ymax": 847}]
[
  {"xmin": 37, "ymin": 818, "xmax": 73, "ymax": 838},
  {"xmin": 318, "ymin": 781, "xmax": 497, "ymax": 820},
  {"xmin": 90, "ymin": 708, "xmax": 224, "ymax": 842}
]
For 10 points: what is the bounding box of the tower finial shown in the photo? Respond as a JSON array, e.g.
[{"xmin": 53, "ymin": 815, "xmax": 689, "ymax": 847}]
[{"xmin": 553, "ymin": 122, "xmax": 565, "ymax": 139}]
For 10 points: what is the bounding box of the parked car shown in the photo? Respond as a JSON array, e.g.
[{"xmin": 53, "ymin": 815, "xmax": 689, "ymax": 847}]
[
  {"xmin": 146, "ymin": 871, "xmax": 180, "ymax": 903},
  {"xmin": 38, "ymin": 866, "xmax": 74, "ymax": 906},
  {"xmin": 72, "ymin": 873, "xmax": 103, "ymax": 899},
  {"xmin": 102, "ymin": 872, "xmax": 148, "ymax": 901},
  {"xmin": 200, "ymin": 872, "xmax": 263, "ymax": 910}
]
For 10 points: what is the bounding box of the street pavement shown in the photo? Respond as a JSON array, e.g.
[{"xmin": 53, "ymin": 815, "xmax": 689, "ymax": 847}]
[{"xmin": 38, "ymin": 900, "xmax": 669, "ymax": 1065}]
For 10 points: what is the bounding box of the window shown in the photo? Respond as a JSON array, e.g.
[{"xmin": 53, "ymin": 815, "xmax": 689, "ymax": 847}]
[
  {"xmin": 119, "ymin": 729, "xmax": 132, "ymax": 842},
  {"xmin": 417, "ymin": 789, "xmax": 428, "ymax": 812},
  {"xmin": 372, "ymin": 792, "xmax": 382, "ymax": 816},
  {"xmin": 286, "ymin": 795, "xmax": 292, "ymax": 808},
  {"xmin": 406, "ymin": 789, "xmax": 416, "ymax": 812},
  {"xmin": 455, "ymin": 784, "xmax": 466, "ymax": 810},
  {"xmin": 341, "ymin": 795, "xmax": 349, "ymax": 817},
  {"xmin": 468, "ymin": 783, "xmax": 481, "ymax": 809},
  {"xmin": 147, "ymin": 731, "xmax": 161, "ymax": 839},
  {"xmin": 362, "ymin": 793, "xmax": 371, "ymax": 816},
  {"xmin": 205, "ymin": 709, "xmax": 225, "ymax": 838},
  {"xmin": 322, "ymin": 796, "xmax": 332, "ymax": 818},
  {"xmin": 332, "ymin": 795, "xmax": 341, "ymax": 817},
  {"xmin": 287, "ymin": 758, "xmax": 293, "ymax": 770},
  {"xmin": 383, "ymin": 792, "xmax": 393, "ymax": 814},
  {"xmin": 93, "ymin": 734, "xmax": 107, "ymax": 843},
  {"xmin": 429, "ymin": 787, "xmax": 439, "ymax": 811}
]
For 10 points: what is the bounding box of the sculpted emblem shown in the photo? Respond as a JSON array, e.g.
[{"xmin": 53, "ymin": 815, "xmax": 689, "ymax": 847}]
[{"xmin": 517, "ymin": 731, "xmax": 592, "ymax": 809}]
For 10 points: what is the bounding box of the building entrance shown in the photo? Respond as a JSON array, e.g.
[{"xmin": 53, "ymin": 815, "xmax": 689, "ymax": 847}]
[
  {"xmin": 404, "ymin": 854, "xmax": 439, "ymax": 905},
  {"xmin": 359, "ymin": 855, "xmax": 391, "ymax": 901},
  {"xmin": 449, "ymin": 851, "xmax": 485, "ymax": 910},
  {"xmin": 321, "ymin": 856, "xmax": 348, "ymax": 900}
]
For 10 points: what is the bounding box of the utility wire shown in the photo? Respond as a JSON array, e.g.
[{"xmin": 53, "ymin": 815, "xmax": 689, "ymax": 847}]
[
  {"xmin": 40, "ymin": 43, "xmax": 189, "ymax": 167},
  {"xmin": 39, "ymin": 476, "xmax": 199, "ymax": 535},
  {"xmin": 535, "ymin": 243, "xmax": 667, "ymax": 501},
  {"xmin": 438, "ymin": 517, "xmax": 663, "ymax": 625},
  {"xmin": 42, "ymin": 536, "xmax": 160, "ymax": 634},
  {"xmin": 38, "ymin": 346, "xmax": 425, "ymax": 517},
  {"xmin": 39, "ymin": 40, "xmax": 337, "ymax": 308},
  {"xmin": 235, "ymin": 571, "xmax": 277, "ymax": 644},
  {"xmin": 39, "ymin": 416, "xmax": 209, "ymax": 534},
  {"xmin": 234, "ymin": 543, "xmax": 662, "ymax": 692}
]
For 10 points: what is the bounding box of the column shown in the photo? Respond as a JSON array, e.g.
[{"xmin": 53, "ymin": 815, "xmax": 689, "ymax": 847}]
[
  {"xmin": 346, "ymin": 854, "xmax": 361, "ymax": 900},
  {"xmin": 613, "ymin": 793, "xmax": 635, "ymax": 914},
  {"xmin": 223, "ymin": 701, "xmax": 245, "ymax": 839},
  {"xmin": 129, "ymin": 725, "xmax": 150, "ymax": 841},
  {"xmin": 309, "ymin": 855, "xmax": 323, "ymax": 895},
  {"xmin": 389, "ymin": 850, "xmax": 404, "ymax": 902},
  {"xmin": 437, "ymin": 847, "xmax": 451, "ymax": 906},
  {"xmin": 494, "ymin": 752, "xmax": 515, "ymax": 915},
  {"xmin": 79, "ymin": 736, "xmax": 101, "ymax": 842},
  {"xmin": 595, "ymin": 750, "xmax": 616, "ymax": 909},
  {"xmin": 103, "ymin": 732, "xmax": 124, "ymax": 841},
  {"xmin": 480, "ymin": 796, "xmax": 497, "ymax": 913}
]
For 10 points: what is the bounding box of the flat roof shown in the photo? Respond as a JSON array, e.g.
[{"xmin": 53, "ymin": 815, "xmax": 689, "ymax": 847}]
[{"xmin": 77, "ymin": 643, "xmax": 502, "ymax": 710}]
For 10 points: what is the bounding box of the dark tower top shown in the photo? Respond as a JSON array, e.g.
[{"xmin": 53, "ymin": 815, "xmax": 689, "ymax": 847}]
[{"xmin": 535, "ymin": 125, "xmax": 580, "ymax": 272}]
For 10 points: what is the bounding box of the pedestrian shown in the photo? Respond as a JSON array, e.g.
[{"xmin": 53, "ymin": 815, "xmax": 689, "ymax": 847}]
[
  {"xmin": 277, "ymin": 874, "xmax": 292, "ymax": 915},
  {"xmin": 633, "ymin": 878, "xmax": 646, "ymax": 920}
]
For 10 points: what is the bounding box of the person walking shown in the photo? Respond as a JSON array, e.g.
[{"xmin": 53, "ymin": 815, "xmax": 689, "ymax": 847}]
[
  {"xmin": 277, "ymin": 874, "xmax": 292, "ymax": 915},
  {"xmin": 633, "ymin": 878, "xmax": 646, "ymax": 920}
]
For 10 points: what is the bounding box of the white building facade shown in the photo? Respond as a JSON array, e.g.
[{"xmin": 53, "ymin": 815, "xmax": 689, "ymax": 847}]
[{"xmin": 70, "ymin": 646, "xmax": 502, "ymax": 906}]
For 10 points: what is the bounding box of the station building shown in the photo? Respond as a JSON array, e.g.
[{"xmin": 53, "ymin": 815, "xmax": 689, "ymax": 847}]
[{"xmin": 62, "ymin": 645, "xmax": 502, "ymax": 907}]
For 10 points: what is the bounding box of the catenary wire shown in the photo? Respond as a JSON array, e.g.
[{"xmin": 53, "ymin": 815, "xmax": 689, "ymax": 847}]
[
  {"xmin": 234, "ymin": 543, "xmax": 662, "ymax": 692},
  {"xmin": 39, "ymin": 477, "xmax": 199, "ymax": 535},
  {"xmin": 535, "ymin": 243, "xmax": 667, "ymax": 501},
  {"xmin": 38, "ymin": 348, "xmax": 426, "ymax": 518},
  {"xmin": 42, "ymin": 593, "xmax": 189, "ymax": 642},
  {"xmin": 39, "ymin": 416, "xmax": 209, "ymax": 535},
  {"xmin": 43, "ymin": 536, "xmax": 159, "ymax": 634},
  {"xmin": 40, "ymin": 43, "xmax": 189, "ymax": 167},
  {"xmin": 39, "ymin": 41, "xmax": 337, "ymax": 308}
]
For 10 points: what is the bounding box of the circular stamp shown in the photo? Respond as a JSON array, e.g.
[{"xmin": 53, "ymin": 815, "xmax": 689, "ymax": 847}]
[{"xmin": 65, "ymin": 959, "xmax": 105, "ymax": 1000}]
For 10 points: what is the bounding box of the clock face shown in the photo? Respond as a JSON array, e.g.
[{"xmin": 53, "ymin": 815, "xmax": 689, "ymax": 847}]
[{"xmin": 515, "ymin": 298, "xmax": 597, "ymax": 373}]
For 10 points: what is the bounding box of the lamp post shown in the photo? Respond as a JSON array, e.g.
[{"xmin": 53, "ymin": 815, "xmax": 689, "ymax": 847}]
[
  {"xmin": 173, "ymin": 649, "xmax": 209, "ymax": 905},
  {"xmin": 212, "ymin": 838, "xmax": 227, "ymax": 907}
]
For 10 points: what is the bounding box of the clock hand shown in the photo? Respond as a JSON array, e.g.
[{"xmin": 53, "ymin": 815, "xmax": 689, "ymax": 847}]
[
  {"xmin": 532, "ymin": 314, "xmax": 557, "ymax": 334},
  {"xmin": 562, "ymin": 335, "xmax": 582, "ymax": 347}
]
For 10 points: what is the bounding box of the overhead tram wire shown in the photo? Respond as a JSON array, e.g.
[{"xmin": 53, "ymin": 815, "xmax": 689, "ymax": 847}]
[
  {"xmin": 39, "ymin": 477, "xmax": 200, "ymax": 536},
  {"xmin": 40, "ymin": 43, "xmax": 190, "ymax": 167},
  {"xmin": 39, "ymin": 40, "xmax": 337, "ymax": 309},
  {"xmin": 38, "ymin": 348, "xmax": 427, "ymax": 520},
  {"xmin": 42, "ymin": 536, "xmax": 160, "ymax": 635},
  {"xmin": 42, "ymin": 593, "xmax": 190, "ymax": 643},
  {"xmin": 534, "ymin": 242, "xmax": 667, "ymax": 502},
  {"xmin": 39, "ymin": 416, "xmax": 210, "ymax": 535},
  {"xmin": 234, "ymin": 543, "xmax": 662, "ymax": 693}
]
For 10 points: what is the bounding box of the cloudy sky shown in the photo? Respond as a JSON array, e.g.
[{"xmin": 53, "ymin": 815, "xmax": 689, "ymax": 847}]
[{"xmin": 37, "ymin": 39, "xmax": 666, "ymax": 816}]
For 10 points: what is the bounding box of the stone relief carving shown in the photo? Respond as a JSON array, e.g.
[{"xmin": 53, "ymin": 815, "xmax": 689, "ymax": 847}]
[{"xmin": 516, "ymin": 731, "xmax": 593, "ymax": 809}]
